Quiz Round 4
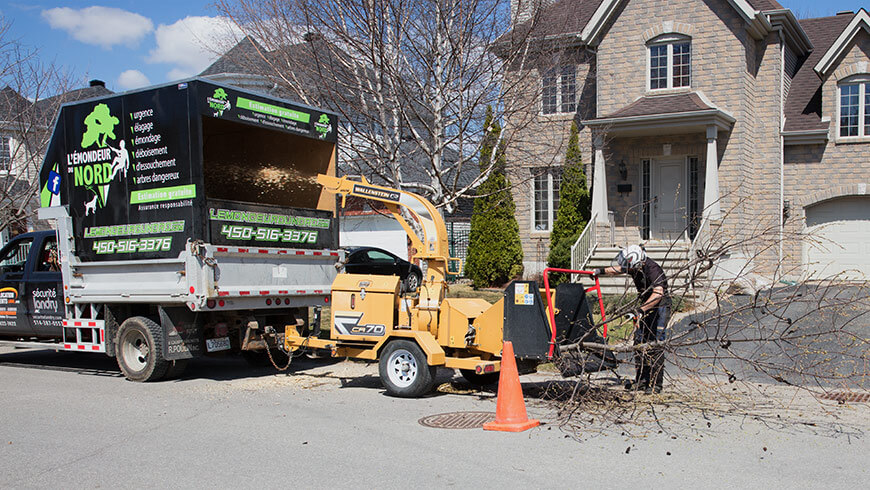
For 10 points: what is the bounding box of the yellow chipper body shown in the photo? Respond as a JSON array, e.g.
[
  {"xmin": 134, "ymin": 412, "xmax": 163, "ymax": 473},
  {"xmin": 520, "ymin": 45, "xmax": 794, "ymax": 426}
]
[{"xmin": 285, "ymin": 175, "xmax": 608, "ymax": 397}]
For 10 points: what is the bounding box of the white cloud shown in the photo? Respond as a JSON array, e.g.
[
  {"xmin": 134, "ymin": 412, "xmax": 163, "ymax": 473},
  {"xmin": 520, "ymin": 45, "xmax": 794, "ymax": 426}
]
[
  {"xmin": 148, "ymin": 16, "xmax": 242, "ymax": 80},
  {"xmin": 117, "ymin": 69, "xmax": 151, "ymax": 90},
  {"xmin": 41, "ymin": 6, "xmax": 154, "ymax": 49}
]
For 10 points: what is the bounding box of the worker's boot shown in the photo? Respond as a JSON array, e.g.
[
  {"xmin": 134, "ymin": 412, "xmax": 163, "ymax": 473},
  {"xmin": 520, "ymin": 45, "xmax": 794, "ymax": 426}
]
[
  {"xmin": 649, "ymin": 347, "xmax": 665, "ymax": 394},
  {"xmin": 624, "ymin": 351, "xmax": 647, "ymax": 391}
]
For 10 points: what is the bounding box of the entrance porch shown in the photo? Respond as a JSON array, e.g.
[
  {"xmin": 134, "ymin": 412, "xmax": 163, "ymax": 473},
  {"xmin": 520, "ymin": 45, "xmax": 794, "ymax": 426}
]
[{"xmin": 583, "ymin": 93, "xmax": 733, "ymax": 248}]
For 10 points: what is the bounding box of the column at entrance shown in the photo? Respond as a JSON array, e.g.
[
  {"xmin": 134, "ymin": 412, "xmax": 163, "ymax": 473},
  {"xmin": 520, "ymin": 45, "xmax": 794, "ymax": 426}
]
[
  {"xmin": 591, "ymin": 135, "xmax": 609, "ymax": 223},
  {"xmin": 703, "ymin": 125, "xmax": 721, "ymax": 220}
]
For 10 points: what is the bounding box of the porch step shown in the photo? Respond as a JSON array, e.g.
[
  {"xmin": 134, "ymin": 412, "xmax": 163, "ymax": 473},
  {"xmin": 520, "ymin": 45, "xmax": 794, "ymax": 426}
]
[{"xmin": 579, "ymin": 244, "xmax": 701, "ymax": 297}]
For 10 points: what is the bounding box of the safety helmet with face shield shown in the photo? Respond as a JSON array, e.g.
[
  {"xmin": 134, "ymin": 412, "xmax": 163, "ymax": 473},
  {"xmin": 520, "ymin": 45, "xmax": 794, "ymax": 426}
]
[{"xmin": 613, "ymin": 244, "xmax": 646, "ymax": 271}]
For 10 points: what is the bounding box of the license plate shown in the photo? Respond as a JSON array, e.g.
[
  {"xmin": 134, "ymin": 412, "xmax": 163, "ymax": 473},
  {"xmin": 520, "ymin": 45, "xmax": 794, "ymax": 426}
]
[{"xmin": 206, "ymin": 337, "xmax": 231, "ymax": 352}]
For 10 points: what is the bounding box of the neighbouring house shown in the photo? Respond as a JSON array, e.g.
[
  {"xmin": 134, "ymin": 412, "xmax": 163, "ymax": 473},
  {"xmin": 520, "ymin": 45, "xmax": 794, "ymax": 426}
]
[
  {"xmin": 503, "ymin": 0, "xmax": 870, "ymax": 282},
  {"xmin": 0, "ymin": 80, "xmax": 112, "ymax": 248}
]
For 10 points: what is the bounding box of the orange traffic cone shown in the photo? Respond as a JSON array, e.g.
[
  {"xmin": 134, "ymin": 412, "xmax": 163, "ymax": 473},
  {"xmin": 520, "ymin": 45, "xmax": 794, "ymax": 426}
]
[{"xmin": 483, "ymin": 341, "xmax": 540, "ymax": 432}]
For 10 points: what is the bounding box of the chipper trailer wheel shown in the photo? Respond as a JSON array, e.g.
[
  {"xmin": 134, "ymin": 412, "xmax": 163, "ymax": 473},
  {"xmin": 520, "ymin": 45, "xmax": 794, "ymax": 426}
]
[
  {"xmin": 116, "ymin": 316, "xmax": 169, "ymax": 382},
  {"xmin": 379, "ymin": 340, "xmax": 437, "ymax": 397}
]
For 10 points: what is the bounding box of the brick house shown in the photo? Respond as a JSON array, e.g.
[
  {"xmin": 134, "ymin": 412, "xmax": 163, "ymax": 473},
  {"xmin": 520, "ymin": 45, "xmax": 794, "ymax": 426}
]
[{"xmin": 505, "ymin": 1, "xmax": 870, "ymax": 281}]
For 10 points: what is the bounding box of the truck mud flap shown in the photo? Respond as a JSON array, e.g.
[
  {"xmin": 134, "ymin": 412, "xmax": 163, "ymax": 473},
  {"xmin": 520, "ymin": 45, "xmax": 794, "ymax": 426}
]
[{"xmin": 158, "ymin": 307, "xmax": 202, "ymax": 360}]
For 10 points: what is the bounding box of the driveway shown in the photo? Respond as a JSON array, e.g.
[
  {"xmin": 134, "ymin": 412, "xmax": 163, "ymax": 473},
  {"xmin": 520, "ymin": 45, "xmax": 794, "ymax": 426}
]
[{"xmin": 670, "ymin": 284, "xmax": 870, "ymax": 389}]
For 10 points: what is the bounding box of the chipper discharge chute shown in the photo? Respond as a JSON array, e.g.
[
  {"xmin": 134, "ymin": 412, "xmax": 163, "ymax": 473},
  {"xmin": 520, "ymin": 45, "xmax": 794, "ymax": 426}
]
[{"xmin": 284, "ymin": 175, "xmax": 616, "ymax": 397}]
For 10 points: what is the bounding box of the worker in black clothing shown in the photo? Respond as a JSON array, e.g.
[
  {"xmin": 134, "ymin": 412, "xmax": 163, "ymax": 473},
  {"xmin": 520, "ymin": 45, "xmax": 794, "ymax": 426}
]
[{"xmin": 593, "ymin": 245, "xmax": 669, "ymax": 394}]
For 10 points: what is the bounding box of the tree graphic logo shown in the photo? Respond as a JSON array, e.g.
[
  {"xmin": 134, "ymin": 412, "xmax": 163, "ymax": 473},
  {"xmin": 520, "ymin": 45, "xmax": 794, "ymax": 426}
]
[
  {"xmin": 315, "ymin": 113, "xmax": 332, "ymax": 139},
  {"xmin": 81, "ymin": 103, "xmax": 119, "ymax": 149},
  {"xmin": 208, "ymin": 88, "xmax": 231, "ymax": 116}
]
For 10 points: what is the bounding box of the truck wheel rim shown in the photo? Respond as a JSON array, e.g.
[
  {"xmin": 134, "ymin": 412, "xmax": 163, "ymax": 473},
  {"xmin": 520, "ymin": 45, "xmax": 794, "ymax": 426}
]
[
  {"xmin": 407, "ymin": 274, "xmax": 419, "ymax": 291},
  {"xmin": 121, "ymin": 330, "xmax": 150, "ymax": 372},
  {"xmin": 387, "ymin": 349, "xmax": 417, "ymax": 388}
]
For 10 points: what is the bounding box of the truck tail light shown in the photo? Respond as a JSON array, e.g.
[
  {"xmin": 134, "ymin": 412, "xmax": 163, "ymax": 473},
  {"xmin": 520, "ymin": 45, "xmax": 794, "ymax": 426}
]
[{"xmin": 206, "ymin": 299, "xmax": 216, "ymax": 309}]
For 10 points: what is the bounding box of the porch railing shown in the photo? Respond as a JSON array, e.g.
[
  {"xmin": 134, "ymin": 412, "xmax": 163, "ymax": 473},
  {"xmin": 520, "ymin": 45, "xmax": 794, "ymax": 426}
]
[
  {"xmin": 687, "ymin": 215, "xmax": 714, "ymax": 294},
  {"xmin": 570, "ymin": 213, "xmax": 598, "ymax": 282}
]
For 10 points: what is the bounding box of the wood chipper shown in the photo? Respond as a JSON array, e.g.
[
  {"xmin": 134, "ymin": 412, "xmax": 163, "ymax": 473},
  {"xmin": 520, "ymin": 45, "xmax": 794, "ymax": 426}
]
[{"xmin": 285, "ymin": 175, "xmax": 616, "ymax": 397}]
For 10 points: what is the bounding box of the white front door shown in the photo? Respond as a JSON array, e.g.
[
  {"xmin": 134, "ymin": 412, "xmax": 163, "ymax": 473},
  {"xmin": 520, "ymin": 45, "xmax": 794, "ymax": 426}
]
[{"xmin": 652, "ymin": 158, "xmax": 687, "ymax": 241}]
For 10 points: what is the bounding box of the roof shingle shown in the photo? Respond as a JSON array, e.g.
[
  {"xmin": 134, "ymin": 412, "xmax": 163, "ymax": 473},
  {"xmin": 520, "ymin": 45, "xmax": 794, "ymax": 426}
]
[
  {"xmin": 604, "ymin": 92, "xmax": 713, "ymax": 118},
  {"xmin": 747, "ymin": 1, "xmax": 785, "ymax": 11},
  {"xmin": 783, "ymin": 13, "xmax": 854, "ymax": 132}
]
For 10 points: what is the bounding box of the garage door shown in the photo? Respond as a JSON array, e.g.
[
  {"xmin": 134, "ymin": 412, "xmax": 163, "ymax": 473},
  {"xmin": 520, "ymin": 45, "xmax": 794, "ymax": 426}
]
[{"xmin": 804, "ymin": 196, "xmax": 870, "ymax": 280}]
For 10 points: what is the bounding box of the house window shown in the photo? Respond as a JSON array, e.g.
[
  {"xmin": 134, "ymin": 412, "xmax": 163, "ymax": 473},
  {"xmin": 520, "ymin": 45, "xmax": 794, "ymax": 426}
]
[
  {"xmin": 532, "ymin": 168, "xmax": 561, "ymax": 231},
  {"xmin": 641, "ymin": 159, "xmax": 651, "ymax": 240},
  {"xmin": 648, "ymin": 36, "xmax": 691, "ymax": 90},
  {"xmin": 542, "ymin": 66, "xmax": 576, "ymax": 115},
  {"xmin": 839, "ymin": 80, "xmax": 870, "ymax": 137},
  {"xmin": 0, "ymin": 136, "xmax": 11, "ymax": 172}
]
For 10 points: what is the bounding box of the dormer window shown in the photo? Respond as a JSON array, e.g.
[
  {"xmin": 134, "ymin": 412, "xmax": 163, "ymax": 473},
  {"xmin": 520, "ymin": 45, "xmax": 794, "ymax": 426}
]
[
  {"xmin": 648, "ymin": 35, "xmax": 691, "ymax": 90},
  {"xmin": 838, "ymin": 76, "xmax": 870, "ymax": 138}
]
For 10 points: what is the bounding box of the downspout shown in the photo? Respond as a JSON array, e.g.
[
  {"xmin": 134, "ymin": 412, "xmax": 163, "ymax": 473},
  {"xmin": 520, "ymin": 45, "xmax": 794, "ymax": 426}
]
[{"xmin": 779, "ymin": 36, "xmax": 786, "ymax": 268}]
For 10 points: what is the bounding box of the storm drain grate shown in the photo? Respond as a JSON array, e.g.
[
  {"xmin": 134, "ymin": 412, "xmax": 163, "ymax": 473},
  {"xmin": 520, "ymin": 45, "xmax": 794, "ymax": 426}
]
[
  {"xmin": 419, "ymin": 411, "xmax": 496, "ymax": 429},
  {"xmin": 819, "ymin": 392, "xmax": 870, "ymax": 403}
]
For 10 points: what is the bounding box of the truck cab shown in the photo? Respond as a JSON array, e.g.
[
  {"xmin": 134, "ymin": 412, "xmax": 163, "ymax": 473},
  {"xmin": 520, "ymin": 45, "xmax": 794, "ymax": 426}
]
[{"xmin": 0, "ymin": 230, "xmax": 63, "ymax": 339}]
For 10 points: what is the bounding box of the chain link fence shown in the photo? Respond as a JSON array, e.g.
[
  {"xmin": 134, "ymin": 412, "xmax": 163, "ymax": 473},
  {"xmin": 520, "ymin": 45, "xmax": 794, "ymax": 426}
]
[{"xmin": 446, "ymin": 221, "xmax": 470, "ymax": 278}]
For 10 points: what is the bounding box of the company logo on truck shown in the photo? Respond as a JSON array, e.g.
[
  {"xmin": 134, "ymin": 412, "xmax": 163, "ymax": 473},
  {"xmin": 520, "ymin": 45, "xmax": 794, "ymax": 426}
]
[
  {"xmin": 31, "ymin": 288, "xmax": 59, "ymax": 314},
  {"xmin": 67, "ymin": 103, "xmax": 129, "ymax": 215},
  {"xmin": 0, "ymin": 287, "xmax": 18, "ymax": 326},
  {"xmin": 207, "ymin": 88, "xmax": 231, "ymax": 117},
  {"xmin": 315, "ymin": 114, "xmax": 332, "ymax": 139},
  {"xmin": 40, "ymin": 163, "xmax": 62, "ymax": 208}
]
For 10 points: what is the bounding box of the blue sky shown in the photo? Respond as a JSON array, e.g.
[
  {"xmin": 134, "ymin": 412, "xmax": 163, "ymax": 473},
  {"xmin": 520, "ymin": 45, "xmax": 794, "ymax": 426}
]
[{"xmin": 0, "ymin": 0, "xmax": 867, "ymax": 96}]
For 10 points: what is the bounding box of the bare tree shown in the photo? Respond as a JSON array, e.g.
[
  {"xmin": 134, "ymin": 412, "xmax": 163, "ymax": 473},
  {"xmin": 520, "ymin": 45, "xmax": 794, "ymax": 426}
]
[
  {"xmin": 544, "ymin": 199, "xmax": 869, "ymax": 433},
  {"xmin": 214, "ymin": 0, "xmax": 581, "ymax": 214},
  {"xmin": 0, "ymin": 17, "xmax": 73, "ymax": 236}
]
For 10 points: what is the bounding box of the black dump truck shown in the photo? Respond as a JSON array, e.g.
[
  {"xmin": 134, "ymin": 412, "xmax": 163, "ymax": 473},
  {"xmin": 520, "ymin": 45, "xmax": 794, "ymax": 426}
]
[{"xmin": 0, "ymin": 79, "xmax": 342, "ymax": 381}]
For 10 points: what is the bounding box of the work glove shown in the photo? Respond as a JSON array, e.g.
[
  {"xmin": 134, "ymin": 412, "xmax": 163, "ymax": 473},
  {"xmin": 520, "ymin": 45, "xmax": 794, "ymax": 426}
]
[
  {"xmin": 625, "ymin": 308, "xmax": 643, "ymax": 322},
  {"xmin": 591, "ymin": 268, "xmax": 604, "ymax": 277}
]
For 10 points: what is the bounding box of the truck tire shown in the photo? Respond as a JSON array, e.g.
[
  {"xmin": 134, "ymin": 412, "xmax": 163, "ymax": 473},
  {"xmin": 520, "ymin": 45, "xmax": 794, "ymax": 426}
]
[
  {"xmin": 459, "ymin": 369, "xmax": 500, "ymax": 387},
  {"xmin": 116, "ymin": 317, "xmax": 169, "ymax": 382},
  {"xmin": 379, "ymin": 340, "xmax": 436, "ymax": 398}
]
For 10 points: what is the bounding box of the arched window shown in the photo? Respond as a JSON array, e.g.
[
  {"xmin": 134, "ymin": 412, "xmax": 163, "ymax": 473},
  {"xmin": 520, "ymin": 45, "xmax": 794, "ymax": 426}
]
[
  {"xmin": 647, "ymin": 34, "xmax": 691, "ymax": 90},
  {"xmin": 838, "ymin": 74, "xmax": 870, "ymax": 138}
]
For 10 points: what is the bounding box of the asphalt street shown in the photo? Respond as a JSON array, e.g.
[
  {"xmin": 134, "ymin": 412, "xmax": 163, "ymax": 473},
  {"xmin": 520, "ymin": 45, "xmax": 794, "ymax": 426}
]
[{"xmin": 1, "ymin": 346, "xmax": 867, "ymax": 489}]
